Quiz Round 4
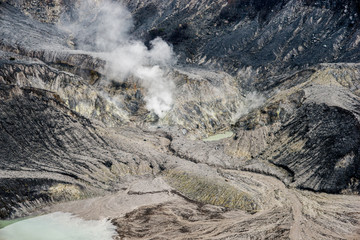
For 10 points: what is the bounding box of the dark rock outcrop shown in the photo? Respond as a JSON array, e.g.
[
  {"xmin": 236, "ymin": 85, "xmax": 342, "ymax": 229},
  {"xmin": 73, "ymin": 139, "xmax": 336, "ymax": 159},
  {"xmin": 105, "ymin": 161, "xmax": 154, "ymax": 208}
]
[
  {"xmin": 125, "ymin": 0, "xmax": 360, "ymax": 79},
  {"xmin": 229, "ymin": 64, "xmax": 360, "ymax": 193}
]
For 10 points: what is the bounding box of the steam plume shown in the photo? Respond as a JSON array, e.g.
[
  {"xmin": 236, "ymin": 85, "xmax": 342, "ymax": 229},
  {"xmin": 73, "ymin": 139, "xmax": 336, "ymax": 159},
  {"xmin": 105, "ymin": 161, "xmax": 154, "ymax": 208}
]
[{"xmin": 59, "ymin": 0, "xmax": 176, "ymax": 117}]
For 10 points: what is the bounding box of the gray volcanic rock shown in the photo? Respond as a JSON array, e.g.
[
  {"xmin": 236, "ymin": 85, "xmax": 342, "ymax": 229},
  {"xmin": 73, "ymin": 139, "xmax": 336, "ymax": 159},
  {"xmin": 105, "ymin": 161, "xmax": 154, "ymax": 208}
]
[
  {"xmin": 0, "ymin": 83, "xmax": 162, "ymax": 217},
  {"xmin": 124, "ymin": 0, "xmax": 360, "ymax": 78},
  {"xmin": 0, "ymin": 84, "xmax": 101, "ymax": 217},
  {"xmin": 228, "ymin": 64, "xmax": 360, "ymax": 193},
  {"xmin": 2, "ymin": 0, "xmax": 76, "ymax": 23},
  {"xmin": 0, "ymin": 0, "xmax": 360, "ymax": 239},
  {"xmin": 0, "ymin": 82, "xmax": 258, "ymax": 218},
  {"xmin": 270, "ymin": 85, "xmax": 360, "ymax": 193},
  {"xmin": 0, "ymin": 3, "xmax": 252, "ymax": 135},
  {"xmin": 0, "ymin": 51, "xmax": 129, "ymax": 126}
]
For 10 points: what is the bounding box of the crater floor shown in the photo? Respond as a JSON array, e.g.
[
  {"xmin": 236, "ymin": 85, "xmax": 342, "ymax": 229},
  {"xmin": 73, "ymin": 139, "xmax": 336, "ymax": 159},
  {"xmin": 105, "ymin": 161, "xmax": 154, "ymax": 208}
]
[{"xmin": 1, "ymin": 0, "xmax": 360, "ymax": 239}]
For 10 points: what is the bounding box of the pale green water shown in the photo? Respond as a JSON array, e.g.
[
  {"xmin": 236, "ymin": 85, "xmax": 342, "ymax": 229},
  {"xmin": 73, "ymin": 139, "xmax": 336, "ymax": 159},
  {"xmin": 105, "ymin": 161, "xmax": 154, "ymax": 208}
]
[
  {"xmin": 203, "ymin": 131, "xmax": 234, "ymax": 142},
  {"xmin": 0, "ymin": 212, "xmax": 116, "ymax": 240},
  {"xmin": 0, "ymin": 217, "xmax": 32, "ymax": 229}
]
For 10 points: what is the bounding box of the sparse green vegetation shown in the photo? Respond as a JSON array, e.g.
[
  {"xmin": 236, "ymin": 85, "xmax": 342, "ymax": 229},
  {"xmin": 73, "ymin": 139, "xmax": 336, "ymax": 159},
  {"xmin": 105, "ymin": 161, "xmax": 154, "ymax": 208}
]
[{"xmin": 164, "ymin": 170, "xmax": 259, "ymax": 213}]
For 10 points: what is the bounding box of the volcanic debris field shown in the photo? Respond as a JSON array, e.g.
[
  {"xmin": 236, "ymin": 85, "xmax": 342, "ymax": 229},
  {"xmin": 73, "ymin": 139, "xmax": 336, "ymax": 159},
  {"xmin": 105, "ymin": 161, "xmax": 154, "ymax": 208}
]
[{"xmin": 1, "ymin": 0, "xmax": 360, "ymax": 239}]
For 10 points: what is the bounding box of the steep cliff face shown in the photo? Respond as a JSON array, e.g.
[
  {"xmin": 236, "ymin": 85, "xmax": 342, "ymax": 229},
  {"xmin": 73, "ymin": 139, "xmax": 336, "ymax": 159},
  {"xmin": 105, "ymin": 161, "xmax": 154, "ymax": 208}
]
[
  {"xmin": 0, "ymin": 83, "xmax": 133, "ymax": 217},
  {"xmin": 227, "ymin": 64, "xmax": 360, "ymax": 193},
  {"xmin": 125, "ymin": 0, "xmax": 360, "ymax": 78}
]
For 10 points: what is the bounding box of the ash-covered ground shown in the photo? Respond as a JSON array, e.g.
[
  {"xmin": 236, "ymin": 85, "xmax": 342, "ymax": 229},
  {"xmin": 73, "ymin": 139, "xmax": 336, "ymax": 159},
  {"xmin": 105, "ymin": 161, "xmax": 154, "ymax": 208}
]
[{"xmin": 1, "ymin": 0, "xmax": 360, "ymax": 239}]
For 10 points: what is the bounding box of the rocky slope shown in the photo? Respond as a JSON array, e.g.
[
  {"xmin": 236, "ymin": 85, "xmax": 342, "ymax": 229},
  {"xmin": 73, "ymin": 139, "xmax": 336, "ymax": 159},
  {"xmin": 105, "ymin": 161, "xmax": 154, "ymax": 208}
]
[
  {"xmin": 228, "ymin": 63, "xmax": 360, "ymax": 193},
  {"xmin": 125, "ymin": 0, "xmax": 360, "ymax": 77},
  {"xmin": 0, "ymin": 0, "xmax": 360, "ymax": 239}
]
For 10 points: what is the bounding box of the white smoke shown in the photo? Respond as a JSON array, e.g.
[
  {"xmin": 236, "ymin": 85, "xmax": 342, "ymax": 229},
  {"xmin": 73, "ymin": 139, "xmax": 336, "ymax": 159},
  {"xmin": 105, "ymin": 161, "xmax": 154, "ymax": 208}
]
[
  {"xmin": 59, "ymin": 0, "xmax": 176, "ymax": 117},
  {"xmin": 231, "ymin": 91, "xmax": 265, "ymax": 123}
]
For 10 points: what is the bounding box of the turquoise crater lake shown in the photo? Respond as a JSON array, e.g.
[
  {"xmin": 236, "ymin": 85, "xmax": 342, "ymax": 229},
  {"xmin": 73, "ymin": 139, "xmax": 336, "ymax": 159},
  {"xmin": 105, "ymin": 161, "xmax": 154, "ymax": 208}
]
[{"xmin": 0, "ymin": 212, "xmax": 116, "ymax": 240}]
